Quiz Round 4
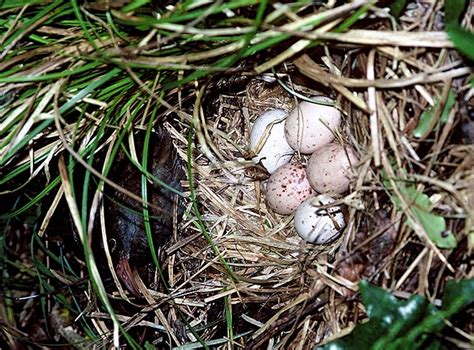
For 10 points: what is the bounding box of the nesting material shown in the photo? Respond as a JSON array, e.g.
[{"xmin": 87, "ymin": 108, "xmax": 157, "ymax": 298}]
[{"xmin": 1, "ymin": 1, "xmax": 472, "ymax": 349}]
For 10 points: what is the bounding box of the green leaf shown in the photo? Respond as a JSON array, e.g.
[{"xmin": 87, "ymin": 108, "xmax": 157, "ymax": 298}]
[
  {"xmin": 320, "ymin": 281, "xmax": 437, "ymax": 350},
  {"xmin": 447, "ymin": 25, "xmax": 474, "ymax": 61},
  {"xmin": 442, "ymin": 279, "xmax": 474, "ymax": 314},
  {"xmin": 0, "ymin": 0, "xmax": 47, "ymax": 9},
  {"xmin": 360, "ymin": 280, "xmax": 401, "ymax": 320},
  {"xmin": 384, "ymin": 177, "xmax": 456, "ymax": 249},
  {"xmin": 444, "ymin": 0, "xmax": 467, "ymax": 25},
  {"xmin": 402, "ymin": 187, "xmax": 456, "ymax": 249},
  {"xmin": 390, "ymin": 0, "xmax": 408, "ymax": 19},
  {"xmin": 121, "ymin": 0, "xmax": 151, "ymax": 12},
  {"xmin": 320, "ymin": 280, "xmax": 473, "ymax": 350},
  {"xmin": 413, "ymin": 90, "xmax": 456, "ymax": 138},
  {"xmin": 144, "ymin": 341, "xmax": 156, "ymax": 350},
  {"xmin": 444, "ymin": 0, "xmax": 473, "ymax": 61},
  {"xmin": 361, "ymin": 281, "xmax": 440, "ymax": 348}
]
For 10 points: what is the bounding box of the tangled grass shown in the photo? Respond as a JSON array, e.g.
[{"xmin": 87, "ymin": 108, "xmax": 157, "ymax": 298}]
[{"xmin": 0, "ymin": 1, "xmax": 473, "ymax": 348}]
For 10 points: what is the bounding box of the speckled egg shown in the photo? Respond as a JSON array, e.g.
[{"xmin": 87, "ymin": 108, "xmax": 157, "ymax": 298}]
[
  {"xmin": 294, "ymin": 195, "xmax": 345, "ymax": 244},
  {"xmin": 265, "ymin": 162, "xmax": 314, "ymax": 215},
  {"xmin": 250, "ymin": 109, "xmax": 294, "ymax": 174},
  {"xmin": 284, "ymin": 97, "xmax": 341, "ymax": 154},
  {"xmin": 306, "ymin": 143, "xmax": 358, "ymax": 195}
]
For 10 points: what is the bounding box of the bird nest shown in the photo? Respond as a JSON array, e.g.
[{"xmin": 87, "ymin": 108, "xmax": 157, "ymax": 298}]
[
  {"xmin": 166, "ymin": 57, "xmax": 473, "ymax": 348},
  {"xmin": 0, "ymin": 1, "xmax": 473, "ymax": 349}
]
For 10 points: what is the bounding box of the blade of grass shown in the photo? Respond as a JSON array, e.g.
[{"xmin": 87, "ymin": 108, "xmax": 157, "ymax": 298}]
[
  {"xmin": 186, "ymin": 125, "xmax": 237, "ymax": 282},
  {"xmin": 225, "ymin": 294, "xmax": 234, "ymax": 348},
  {"xmin": 71, "ymin": 0, "xmax": 100, "ymax": 51},
  {"xmin": 0, "ymin": 0, "xmax": 66, "ymax": 53},
  {"xmin": 141, "ymin": 103, "xmax": 168, "ymax": 289},
  {"xmin": 0, "ymin": 68, "xmax": 121, "ymax": 167},
  {"xmin": 0, "ymin": 61, "xmax": 103, "ymax": 83},
  {"xmin": 53, "ymin": 75, "xmax": 140, "ymax": 348}
]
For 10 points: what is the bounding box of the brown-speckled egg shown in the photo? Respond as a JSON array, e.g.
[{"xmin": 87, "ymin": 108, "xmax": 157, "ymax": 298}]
[
  {"xmin": 284, "ymin": 97, "xmax": 341, "ymax": 154},
  {"xmin": 265, "ymin": 162, "xmax": 315, "ymax": 215},
  {"xmin": 306, "ymin": 143, "xmax": 358, "ymax": 195}
]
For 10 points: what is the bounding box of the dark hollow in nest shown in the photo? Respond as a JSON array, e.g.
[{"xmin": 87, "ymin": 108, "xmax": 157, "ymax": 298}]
[{"xmin": 103, "ymin": 126, "xmax": 185, "ymax": 296}]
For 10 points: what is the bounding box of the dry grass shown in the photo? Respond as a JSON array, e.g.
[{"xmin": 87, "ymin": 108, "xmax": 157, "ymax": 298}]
[
  {"xmin": 159, "ymin": 2, "xmax": 474, "ymax": 348},
  {"xmin": 0, "ymin": 1, "xmax": 473, "ymax": 349}
]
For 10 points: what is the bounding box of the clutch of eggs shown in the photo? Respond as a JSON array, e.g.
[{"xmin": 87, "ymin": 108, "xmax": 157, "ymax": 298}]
[{"xmin": 249, "ymin": 99, "xmax": 355, "ymax": 245}]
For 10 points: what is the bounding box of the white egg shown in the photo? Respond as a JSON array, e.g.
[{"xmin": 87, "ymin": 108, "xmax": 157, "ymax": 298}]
[
  {"xmin": 265, "ymin": 162, "xmax": 314, "ymax": 215},
  {"xmin": 294, "ymin": 195, "xmax": 345, "ymax": 244},
  {"xmin": 284, "ymin": 97, "xmax": 341, "ymax": 154},
  {"xmin": 250, "ymin": 109, "xmax": 294, "ymax": 174},
  {"xmin": 306, "ymin": 143, "xmax": 358, "ymax": 195}
]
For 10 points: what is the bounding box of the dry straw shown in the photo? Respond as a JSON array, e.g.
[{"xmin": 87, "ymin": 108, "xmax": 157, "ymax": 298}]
[{"xmin": 0, "ymin": 0, "xmax": 472, "ymax": 349}]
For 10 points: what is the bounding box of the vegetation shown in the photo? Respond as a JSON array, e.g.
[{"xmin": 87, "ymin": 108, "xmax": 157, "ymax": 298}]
[{"xmin": 0, "ymin": 0, "xmax": 472, "ymax": 348}]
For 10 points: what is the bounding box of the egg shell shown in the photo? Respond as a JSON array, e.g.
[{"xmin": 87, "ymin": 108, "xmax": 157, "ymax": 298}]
[
  {"xmin": 250, "ymin": 109, "xmax": 294, "ymax": 174},
  {"xmin": 306, "ymin": 143, "xmax": 358, "ymax": 195},
  {"xmin": 265, "ymin": 162, "xmax": 314, "ymax": 215},
  {"xmin": 284, "ymin": 97, "xmax": 341, "ymax": 154},
  {"xmin": 294, "ymin": 195, "xmax": 345, "ymax": 244}
]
